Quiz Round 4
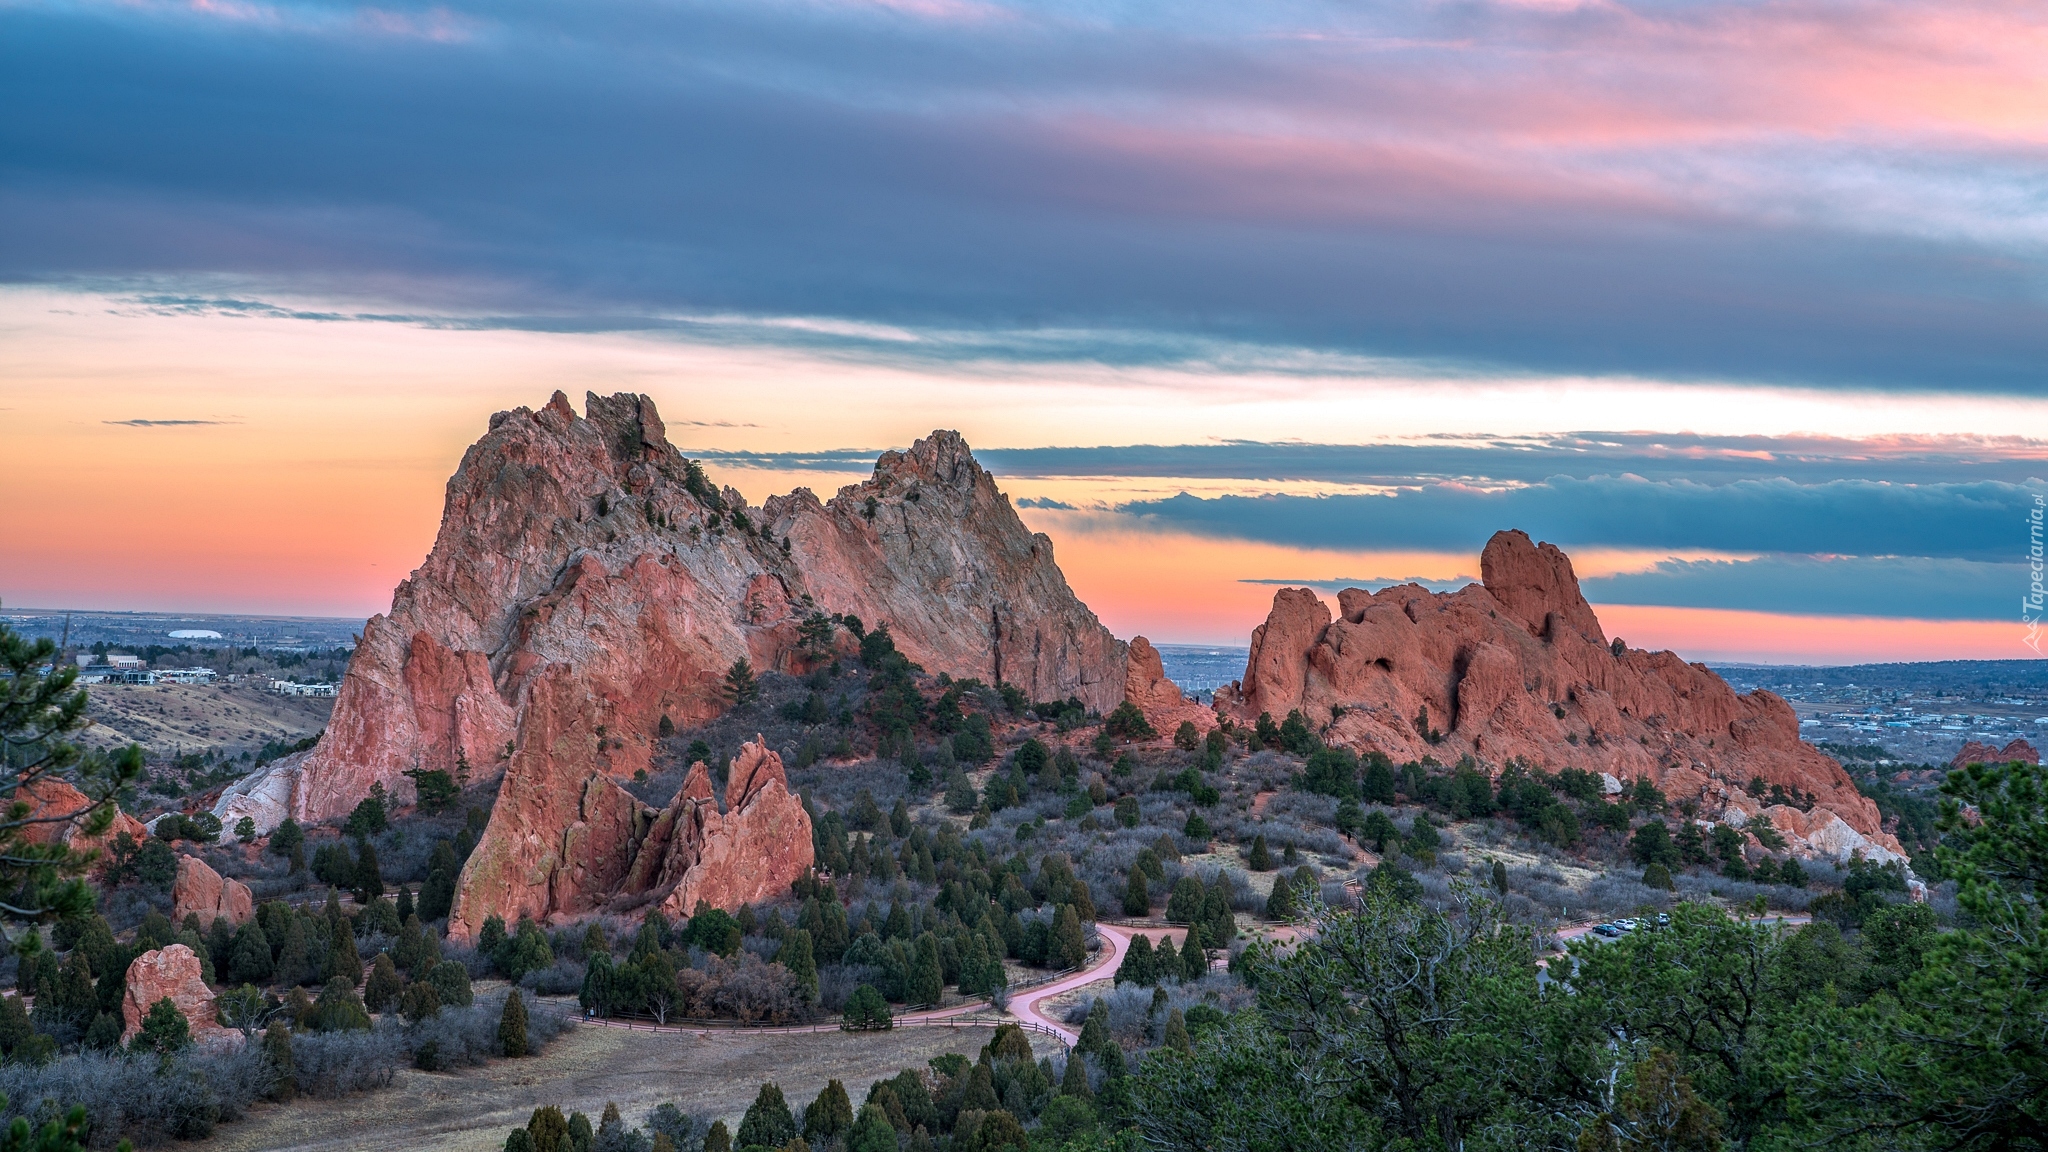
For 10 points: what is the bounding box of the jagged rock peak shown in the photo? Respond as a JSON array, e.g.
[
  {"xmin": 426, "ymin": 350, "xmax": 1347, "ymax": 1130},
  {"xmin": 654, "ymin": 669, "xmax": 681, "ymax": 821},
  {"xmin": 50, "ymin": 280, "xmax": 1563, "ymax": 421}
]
[
  {"xmin": 213, "ymin": 392, "xmax": 1129, "ymax": 937},
  {"xmin": 1480, "ymin": 528, "xmax": 1605, "ymax": 644}
]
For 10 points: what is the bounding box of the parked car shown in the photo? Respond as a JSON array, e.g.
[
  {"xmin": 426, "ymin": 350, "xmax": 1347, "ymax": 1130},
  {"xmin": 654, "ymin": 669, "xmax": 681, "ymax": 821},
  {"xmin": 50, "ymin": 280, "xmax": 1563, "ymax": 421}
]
[{"xmin": 1591, "ymin": 924, "xmax": 1623, "ymax": 938}]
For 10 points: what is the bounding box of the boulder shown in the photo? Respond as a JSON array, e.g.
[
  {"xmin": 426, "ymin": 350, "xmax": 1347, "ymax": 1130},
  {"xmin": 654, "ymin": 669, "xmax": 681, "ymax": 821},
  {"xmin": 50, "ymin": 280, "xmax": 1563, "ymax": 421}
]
[
  {"xmin": 1122, "ymin": 636, "xmax": 1215, "ymax": 736},
  {"xmin": 450, "ymin": 736, "xmax": 812, "ymax": 940},
  {"xmin": 14, "ymin": 778, "xmax": 148, "ymax": 851},
  {"xmin": 1952, "ymin": 738, "xmax": 2039, "ymax": 768},
  {"xmin": 1217, "ymin": 528, "xmax": 1902, "ymax": 856},
  {"xmin": 121, "ymin": 944, "xmax": 234, "ymax": 1048},
  {"xmin": 172, "ymin": 854, "xmax": 254, "ymax": 925}
]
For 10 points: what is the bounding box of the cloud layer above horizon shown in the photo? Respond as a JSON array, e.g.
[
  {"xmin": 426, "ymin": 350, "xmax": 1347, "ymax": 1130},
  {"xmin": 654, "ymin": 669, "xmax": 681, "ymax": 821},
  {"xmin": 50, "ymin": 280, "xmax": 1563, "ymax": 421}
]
[
  {"xmin": 3, "ymin": 0, "xmax": 2045, "ymax": 661},
  {"xmin": 5, "ymin": 0, "xmax": 2048, "ymax": 388}
]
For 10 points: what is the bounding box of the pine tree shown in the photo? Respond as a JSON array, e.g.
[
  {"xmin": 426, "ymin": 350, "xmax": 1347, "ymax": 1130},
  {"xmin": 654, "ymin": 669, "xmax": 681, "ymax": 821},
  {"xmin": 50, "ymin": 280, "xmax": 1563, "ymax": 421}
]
[
  {"xmin": 1123, "ymin": 868, "xmax": 1151, "ymax": 917},
  {"xmin": 1054, "ymin": 905, "xmax": 1088, "ymax": 970},
  {"xmin": 1163, "ymin": 1007, "xmax": 1193, "ymax": 1053},
  {"xmin": 782, "ymin": 928, "xmax": 819, "ymax": 1004},
  {"xmin": 850, "ymin": 1103, "xmax": 897, "ymax": 1152},
  {"xmin": 134, "ymin": 996, "xmax": 190, "ymax": 1054},
  {"xmin": 499, "ymin": 990, "xmax": 530, "ymax": 1057},
  {"xmin": 1181, "ymin": 924, "xmax": 1208, "ymax": 982},
  {"xmin": 1265, "ymin": 877, "xmax": 1297, "ymax": 922},
  {"xmin": 1155, "ymin": 934, "xmax": 1180, "ymax": 977},
  {"xmin": 1116, "ymin": 934, "xmax": 1155, "ymax": 986},
  {"xmin": 722, "ymin": 658, "xmax": 760, "ymax": 708},
  {"xmin": 328, "ymin": 922, "xmax": 363, "ymax": 986},
  {"xmin": 1061, "ymin": 1049, "xmax": 1093, "ymax": 1099},
  {"xmin": 910, "ymin": 934, "xmax": 943, "ymax": 1005},
  {"xmin": 702, "ymin": 1120, "xmax": 731, "ymax": 1152},
  {"xmin": 1492, "ymin": 859, "xmax": 1510, "ymax": 896},
  {"xmin": 526, "ymin": 1105, "xmax": 569, "ymax": 1152},
  {"xmin": 420, "ymin": 841, "xmax": 459, "ymax": 920},
  {"xmin": 353, "ymin": 839, "xmax": 384, "ymax": 904},
  {"xmin": 263, "ymin": 1019, "xmax": 296, "ymax": 1100},
  {"xmin": 737, "ymin": 1083, "xmax": 797, "ymax": 1149},
  {"xmin": 229, "ymin": 920, "xmax": 273, "ymax": 984},
  {"xmin": 1077, "ymin": 998, "xmax": 1113, "ymax": 1056},
  {"xmin": 805, "ymin": 1080, "xmax": 855, "ymax": 1141},
  {"xmin": 364, "ymin": 953, "xmax": 403, "ymax": 1012},
  {"xmin": 1248, "ymin": 835, "xmax": 1273, "ymax": 871}
]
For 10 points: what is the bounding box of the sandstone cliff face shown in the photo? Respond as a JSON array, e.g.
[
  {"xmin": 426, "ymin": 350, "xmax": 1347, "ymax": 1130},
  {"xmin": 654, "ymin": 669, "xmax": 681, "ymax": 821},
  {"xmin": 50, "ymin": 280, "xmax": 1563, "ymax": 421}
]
[
  {"xmin": 172, "ymin": 854, "xmax": 253, "ymax": 926},
  {"xmin": 214, "ymin": 393, "xmax": 1107, "ymax": 934},
  {"xmin": 1218, "ymin": 529, "xmax": 1903, "ymax": 860},
  {"xmin": 122, "ymin": 944, "xmax": 234, "ymax": 1049},
  {"xmin": 450, "ymin": 736, "xmax": 812, "ymax": 939},
  {"xmin": 221, "ymin": 393, "xmax": 1123, "ymax": 837}
]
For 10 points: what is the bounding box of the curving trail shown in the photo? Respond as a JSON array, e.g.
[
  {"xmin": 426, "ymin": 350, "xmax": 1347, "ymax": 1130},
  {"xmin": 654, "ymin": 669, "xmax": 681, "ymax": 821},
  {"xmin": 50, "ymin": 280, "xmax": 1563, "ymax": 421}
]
[
  {"xmin": 1006, "ymin": 922, "xmax": 1135, "ymax": 1045},
  {"xmin": 568, "ymin": 922, "xmax": 1141, "ymax": 1047}
]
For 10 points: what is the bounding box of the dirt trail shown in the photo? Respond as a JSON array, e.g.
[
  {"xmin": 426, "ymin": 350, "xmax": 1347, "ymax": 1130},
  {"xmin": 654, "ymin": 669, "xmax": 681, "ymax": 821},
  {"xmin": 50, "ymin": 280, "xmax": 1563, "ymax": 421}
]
[{"xmin": 203, "ymin": 1022, "xmax": 1049, "ymax": 1152}]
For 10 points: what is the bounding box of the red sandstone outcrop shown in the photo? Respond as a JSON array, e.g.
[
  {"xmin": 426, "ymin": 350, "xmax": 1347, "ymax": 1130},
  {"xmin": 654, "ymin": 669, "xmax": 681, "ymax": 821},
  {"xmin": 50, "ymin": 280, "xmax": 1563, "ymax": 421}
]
[
  {"xmin": 1124, "ymin": 637, "xmax": 1215, "ymax": 736},
  {"xmin": 451, "ymin": 736, "xmax": 812, "ymax": 938},
  {"xmin": 172, "ymin": 854, "xmax": 253, "ymax": 925},
  {"xmin": 1217, "ymin": 529, "xmax": 1903, "ymax": 859},
  {"xmin": 1951, "ymin": 738, "xmax": 2039, "ymax": 768},
  {"xmin": 16, "ymin": 779, "xmax": 148, "ymax": 852},
  {"xmin": 122, "ymin": 944, "xmax": 233, "ymax": 1048},
  {"xmin": 217, "ymin": 392, "xmax": 1125, "ymax": 846}
]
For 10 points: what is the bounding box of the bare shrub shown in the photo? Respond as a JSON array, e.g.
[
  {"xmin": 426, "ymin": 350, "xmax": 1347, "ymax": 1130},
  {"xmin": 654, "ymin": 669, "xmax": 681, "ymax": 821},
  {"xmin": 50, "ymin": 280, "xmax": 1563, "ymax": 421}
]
[
  {"xmin": 696, "ymin": 953, "xmax": 806, "ymax": 1023},
  {"xmin": 817, "ymin": 963, "xmax": 880, "ymax": 1011},
  {"xmin": 0, "ymin": 1044, "xmax": 273, "ymax": 1147},
  {"xmin": 291, "ymin": 1027, "xmax": 406, "ymax": 1096},
  {"xmin": 520, "ymin": 958, "xmax": 587, "ymax": 996}
]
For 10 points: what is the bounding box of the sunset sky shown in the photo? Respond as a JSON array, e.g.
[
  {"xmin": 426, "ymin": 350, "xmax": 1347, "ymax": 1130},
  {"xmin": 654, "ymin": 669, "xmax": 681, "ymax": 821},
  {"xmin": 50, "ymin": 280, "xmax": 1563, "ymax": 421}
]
[{"xmin": 3, "ymin": 0, "xmax": 2045, "ymax": 665}]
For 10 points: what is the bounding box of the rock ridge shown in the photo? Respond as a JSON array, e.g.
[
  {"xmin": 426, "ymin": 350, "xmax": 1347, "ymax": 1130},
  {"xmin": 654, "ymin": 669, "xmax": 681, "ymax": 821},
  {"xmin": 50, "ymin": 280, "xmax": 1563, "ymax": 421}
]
[
  {"xmin": 212, "ymin": 393, "xmax": 1118, "ymax": 934},
  {"xmin": 1218, "ymin": 528, "xmax": 1905, "ymax": 862}
]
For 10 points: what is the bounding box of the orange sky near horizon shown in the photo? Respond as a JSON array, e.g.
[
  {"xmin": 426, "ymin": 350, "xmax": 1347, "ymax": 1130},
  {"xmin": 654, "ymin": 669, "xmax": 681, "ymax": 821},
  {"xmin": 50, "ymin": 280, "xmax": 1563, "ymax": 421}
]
[{"xmin": 2, "ymin": 289, "xmax": 2038, "ymax": 666}]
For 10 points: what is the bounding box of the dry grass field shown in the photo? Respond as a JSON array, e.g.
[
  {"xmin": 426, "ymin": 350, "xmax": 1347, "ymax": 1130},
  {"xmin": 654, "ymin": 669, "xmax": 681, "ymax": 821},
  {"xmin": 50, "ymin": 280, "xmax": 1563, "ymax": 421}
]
[
  {"xmin": 81, "ymin": 681, "xmax": 333, "ymax": 759},
  {"xmin": 203, "ymin": 1021, "xmax": 1058, "ymax": 1152}
]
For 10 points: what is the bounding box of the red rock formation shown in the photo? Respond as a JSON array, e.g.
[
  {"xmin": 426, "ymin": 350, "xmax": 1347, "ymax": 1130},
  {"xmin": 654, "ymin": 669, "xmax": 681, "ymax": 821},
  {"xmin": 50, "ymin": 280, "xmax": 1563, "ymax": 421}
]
[
  {"xmin": 1952, "ymin": 738, "xmax": 2040, "ymax": 768},
  {"xmin": 172, "ymin": 854, "xmax": 254, "ymax": 925},
  {"xmin": 1123, "ymin": 637, "xmax": 1215, "ymax": 736},
  {"xmin": 205, "ymin": 393, "xmax": 1123, "ymax": 935},
  {"xmin": 15, "ymin": 779, "xmax": 147, "ymax": 852},
  {"xmin": 450, "ymin": 736, "xmax": 812, "ymax": 939},
  {"xmin": 121, "ymin": 944, "xmax": 234, "ymax": 1048},
  {"xmin": 218, "ymin": 393, "xmax": 1123, "ymax": 839},
  {"xmin": 1217, "ymin": 529, "xmax": 1902, "ymax": 856}
]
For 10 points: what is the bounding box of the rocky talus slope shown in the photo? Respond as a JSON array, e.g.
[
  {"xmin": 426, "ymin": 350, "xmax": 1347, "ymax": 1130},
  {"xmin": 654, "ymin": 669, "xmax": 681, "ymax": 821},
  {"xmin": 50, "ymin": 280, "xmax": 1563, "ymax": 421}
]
[{"xmin": 1219, "ymin": 529, "xmax": 1906, "ymax": 863}]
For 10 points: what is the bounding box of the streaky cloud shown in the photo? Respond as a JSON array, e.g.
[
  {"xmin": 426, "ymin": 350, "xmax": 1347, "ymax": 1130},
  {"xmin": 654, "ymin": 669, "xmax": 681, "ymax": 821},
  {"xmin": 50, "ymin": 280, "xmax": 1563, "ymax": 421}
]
[{"xmin": 1115, "ymin": 477, "xmax": 2042, "ymax": 561}]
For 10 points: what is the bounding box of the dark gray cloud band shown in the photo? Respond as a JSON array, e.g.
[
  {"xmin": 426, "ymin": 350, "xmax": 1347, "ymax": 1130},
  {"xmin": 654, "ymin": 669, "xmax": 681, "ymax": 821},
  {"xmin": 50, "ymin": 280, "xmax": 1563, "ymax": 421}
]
[
  {"xmin": 1115, "ymin": 477, "xmax": 2040, "ymax": 562},
  {"xmin": 3, "ymin": 1, "xmax": 2047, "ymax": 390}
]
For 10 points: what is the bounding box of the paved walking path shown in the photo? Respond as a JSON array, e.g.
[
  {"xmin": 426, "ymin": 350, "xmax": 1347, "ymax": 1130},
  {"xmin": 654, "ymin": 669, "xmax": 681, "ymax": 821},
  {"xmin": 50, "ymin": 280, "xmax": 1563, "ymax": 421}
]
[{"xmin": 565, "ymin": 922, "xmax": 1144, "ymax": 1048}]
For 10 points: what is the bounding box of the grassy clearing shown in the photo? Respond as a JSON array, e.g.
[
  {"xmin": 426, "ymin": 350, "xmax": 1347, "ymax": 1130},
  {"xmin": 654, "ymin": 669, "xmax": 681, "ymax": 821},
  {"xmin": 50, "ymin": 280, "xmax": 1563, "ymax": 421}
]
[{"xmin": 201, "ymin": 1021, "xmax": 1055, "ymax": 1152}]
